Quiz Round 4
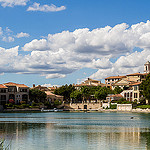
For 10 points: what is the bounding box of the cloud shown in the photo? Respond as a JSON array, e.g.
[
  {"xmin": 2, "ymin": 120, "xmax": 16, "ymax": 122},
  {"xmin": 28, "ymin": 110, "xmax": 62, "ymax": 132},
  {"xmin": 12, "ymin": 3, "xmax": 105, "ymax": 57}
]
[
  {"xmin": 90, "ymin": 49, "xmax": 150, "ymax": 80},
  {"xmin": 0, "ymin": 21, "xmax": 150, "ymax": 80},
  {"xmin": 16, "ymin": 32, "xmax": 30, "ymax": 38},
  {"xmin": 2, "ymin": 36, "xmax": 14, "ymax": 42},
  {"xmin": 0, "ymin": 27, "xmax": 29, "ymax": 42},
  {"xmin": 0, "ymin": 0, "xmax": 29, "ymax": 7},
  {"xmin": 27, "ymin": 2, "xmax": 66, "ymax": 12}
]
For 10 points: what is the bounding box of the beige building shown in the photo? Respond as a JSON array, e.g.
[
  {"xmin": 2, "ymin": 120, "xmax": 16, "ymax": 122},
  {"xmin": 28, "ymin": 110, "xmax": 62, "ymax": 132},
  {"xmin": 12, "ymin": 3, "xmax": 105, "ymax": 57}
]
[
  {"xmin": 106, "ymin": 94, "xmax": 123, "ymax": 102},
  {"xmin": 75, "ymin": 78, "xmax": 105, "ymax": 90},
  {"xmin": 120, "ymin": 82, "xmax": 141, "ymax": 103},
  {"xmin": 45, "ymin": 91, "xmax": 63, "ymax": 103},
  {"xmin": 0, "ymin": 82, "xmax": 29, "ymax": 105},
  {"xmin": 105, "ymin": 76, "xmax": 126, "ymax": 87}
]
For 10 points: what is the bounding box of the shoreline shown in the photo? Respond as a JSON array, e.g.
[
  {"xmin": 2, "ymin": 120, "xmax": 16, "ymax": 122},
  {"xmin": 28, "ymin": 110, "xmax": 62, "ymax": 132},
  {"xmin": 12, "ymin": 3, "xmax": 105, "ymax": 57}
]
[{"xmin": 1, "ymin": 108, "xmax": 150, "ymax": 113}]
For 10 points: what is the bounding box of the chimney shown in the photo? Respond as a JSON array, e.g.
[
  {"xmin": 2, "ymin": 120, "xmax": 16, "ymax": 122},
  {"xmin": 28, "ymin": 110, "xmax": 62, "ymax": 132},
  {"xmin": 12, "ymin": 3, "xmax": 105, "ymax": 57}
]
[{"xmin": 33, "ymin": 84, "xmax": 35, "ymax": 88}]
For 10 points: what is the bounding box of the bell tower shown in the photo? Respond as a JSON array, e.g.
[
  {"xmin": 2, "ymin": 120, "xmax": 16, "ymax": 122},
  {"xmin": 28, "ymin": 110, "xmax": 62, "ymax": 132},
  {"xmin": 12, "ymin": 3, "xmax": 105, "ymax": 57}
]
[{"xmin": 144, "ymin": 61, "xmax": 150, "ymax": 73}]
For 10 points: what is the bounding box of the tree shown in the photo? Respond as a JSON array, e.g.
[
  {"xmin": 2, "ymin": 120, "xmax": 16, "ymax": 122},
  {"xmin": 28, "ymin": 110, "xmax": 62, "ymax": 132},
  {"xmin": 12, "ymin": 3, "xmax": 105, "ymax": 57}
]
[
  {"xmin": 140, "ymin": 74, "xmax": 150, "ymax": 104},
  {"xmin": 54, "ymin": 84, "xmax": 75, "ymax": 103},
  {"xmin": 95, "ymin": 87, "xmax": 111, "ymax": 100},
  {"xmin": 113, "ymin": 86, "xmax": 123, "ymax": 94},
  {"xmin": 70, "ymin": 90, "xmax": 82, "ymax": 102},
  {"xmin": 29, "ymin": 89, "xmax": 47, "ymax": 103},
  {"xmin": 81, "ymin": 86, "xmax": 91, "ymax": 101}
]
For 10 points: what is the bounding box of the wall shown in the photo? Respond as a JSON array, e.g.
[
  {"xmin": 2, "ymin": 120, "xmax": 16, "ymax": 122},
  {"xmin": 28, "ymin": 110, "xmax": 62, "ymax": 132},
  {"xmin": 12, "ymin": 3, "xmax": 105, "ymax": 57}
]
[
  {"xmin": 117, "ymin": 104, "xmax": 132, "ymax": 111},
  {"xmin": 70, "ymin": 102, "xmax": 102, "ymax": 110}
]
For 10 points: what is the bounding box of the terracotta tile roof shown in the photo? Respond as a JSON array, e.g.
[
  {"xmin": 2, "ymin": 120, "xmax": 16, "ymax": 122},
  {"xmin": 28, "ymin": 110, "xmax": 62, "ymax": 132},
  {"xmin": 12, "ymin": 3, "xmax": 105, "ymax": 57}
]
[
  {"xmin": 107, "ymin": 94, "xmax": 123, "ymax": 98},
  {"xmin": 142, "ymin": 73, "xmax": 149, "ymax": 76},
  {"xmin": 126, "ymin": 73, "xmax": 143, "ymax": 76},
  {"xmin": 0, "ymin": 84, "xmax": 7, "ymax": 89},
  {"xmin": 105, "ymin": 76, "xmax": 126, "ymax": 79},
  {"xmin": 4, "ymin": 82, "xmax": 28, "ymax": 88},
  {"xmin": 129, "ymin": 82, "xmax": 142, "ymax": 86},
  {"xmin": 45, "ymin": 91, "xmax": 63, "ymax": 98}
]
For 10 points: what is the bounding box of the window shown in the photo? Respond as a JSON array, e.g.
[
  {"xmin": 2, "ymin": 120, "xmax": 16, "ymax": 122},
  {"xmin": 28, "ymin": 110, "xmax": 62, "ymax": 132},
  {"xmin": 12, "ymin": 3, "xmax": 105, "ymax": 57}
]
[
  {"xmin": 127, "ymin": 92, "xmax": 129, "ymax": 97},
  {"xmin": 124, "ymin": 93, "xmax": 126, "ymax": 97},
  {"xmin": 0, "ymin": 89, "xmax": 6, "ymax": 93},
  {"xmin": 1, "ymin": 95, "xmax": 6, "ymax": 101},
  {"xmin": 112, "ymin": 79, "xmax": 114, "ymax": 81},
  {"xmin": 20, "ymin": 89, "xmax": 27, "ymax": 92},
  {"xmin": 146, "ymin": 66, "xmax": 148, "ymax": 71},
  {"xmin": 134, "ymin": 86, "xmax": 138, "ymax": 91},
  {"xmin": 134, "ymin": 93, "xmax": 137, "ymax": 98}
]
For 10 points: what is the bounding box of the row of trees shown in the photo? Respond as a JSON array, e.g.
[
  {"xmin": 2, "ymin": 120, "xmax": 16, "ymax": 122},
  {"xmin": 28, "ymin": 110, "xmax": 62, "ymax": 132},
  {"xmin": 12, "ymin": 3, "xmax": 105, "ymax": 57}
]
[{"xmin": 54, "ymin": 84, "xmax": 123, "ymax": 103}]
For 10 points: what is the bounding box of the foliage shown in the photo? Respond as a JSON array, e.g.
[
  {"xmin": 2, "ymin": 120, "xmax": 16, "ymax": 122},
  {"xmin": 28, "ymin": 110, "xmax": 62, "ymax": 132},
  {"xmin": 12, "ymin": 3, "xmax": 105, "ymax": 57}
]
[
  {"xmin": 54, "ymin": 100, "xmax": 62, "ymax": 106},
  {"xmin": 117, "ymin": 98, "xmax": 132, "ymax": 104},
  {"xmin": 95, "ymin": 87, "xmax": 112, "ymax": 100},
  {"xmin": 113, "ymin": 86, "xmax": 123, "ymax": 94},
  {"xmin": 29, "ymin": 89, "xmax": 47, "ymax": 103},
  {"xmin": 44, "ymin": 101, "xmax": 52, "ymax": 109},
  {"xmin": 54, "ymin": 84, "xmax": 75, "ymax": 102},
  {"xmin": 110, "ymin": 104, "xmax": 117, "ymax": 109},
  {"xmin": 140, "ymin": 74, "xmax": 150, "ymax": 104},
  {"xmin": 136, "ymin": 105, "xmax": 150, "ymax": 109},
  {"xmin": 81, "ymin": 86, "xmax": 91, "ymax": 100},
  {"xmin": 0, "ymin": 138, "xmax": 11, "ymax": 150},
  {"xmin": 70, "ymin": 90, "xmax": 82, "ymax": 102}
]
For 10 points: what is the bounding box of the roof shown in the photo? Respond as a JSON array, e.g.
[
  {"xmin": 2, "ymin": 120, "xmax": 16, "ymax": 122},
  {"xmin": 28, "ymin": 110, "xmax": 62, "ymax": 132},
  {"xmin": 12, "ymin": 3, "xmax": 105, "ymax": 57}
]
[
  {"xmin": 126, "ymin": 73, "xmax": 143, "ymax": 76},
  {"xmin": 4, "ymin": 82, "xmax": 28, "ymax": 88},
  {"xmin": 129, "ymin": 82, "xmax": 142, "ymax": 86},
  {"xmin": 85, "ymin": 78, "xmax": 100, "ymax": 82},
  {"xmin": 107, "ymin": 94, "xmax": 123, "ymax": 98},
  {"xmin": 0, "ymin": 84, "xmax": 7, "ymax": 89},
  {"xmin": 105, "ymin": 76, "xmax": 126, "ymax": 79},
  {"xmin": 45, "ymin": 91, "xmax": 63, "ymax": 98},
  {"xmin": 145, "ymin": 61, "xmax": 150, "ymax": 65}
]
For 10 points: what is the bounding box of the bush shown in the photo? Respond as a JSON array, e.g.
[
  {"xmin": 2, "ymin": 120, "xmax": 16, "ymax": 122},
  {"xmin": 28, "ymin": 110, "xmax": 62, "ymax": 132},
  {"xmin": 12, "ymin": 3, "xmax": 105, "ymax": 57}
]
[
  {"xmin": 110, "ymin": 104, "xmax": 117, "ymax": 109},
  {"xmin": 136, "ymin": 105, "xmax": 150, "ymax": 109}
]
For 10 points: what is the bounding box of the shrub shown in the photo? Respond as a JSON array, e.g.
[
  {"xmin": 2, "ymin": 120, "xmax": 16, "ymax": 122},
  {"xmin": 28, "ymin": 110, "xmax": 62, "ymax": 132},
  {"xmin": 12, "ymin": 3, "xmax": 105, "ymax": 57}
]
[
  {"xmin": 137, "ymin": 105, "xmax": 150, "ymax": 109},
  {"xmin": 110, "ymin": 104, "xmax": 117, "ymax": 109}
]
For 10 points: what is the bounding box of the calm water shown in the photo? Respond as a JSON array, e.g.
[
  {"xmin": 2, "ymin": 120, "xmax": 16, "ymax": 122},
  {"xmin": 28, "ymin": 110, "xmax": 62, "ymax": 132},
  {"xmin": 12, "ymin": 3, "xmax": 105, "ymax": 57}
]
[{"xmin": 0, "ymin": 112, "xmax": 149, "ymax": 150}]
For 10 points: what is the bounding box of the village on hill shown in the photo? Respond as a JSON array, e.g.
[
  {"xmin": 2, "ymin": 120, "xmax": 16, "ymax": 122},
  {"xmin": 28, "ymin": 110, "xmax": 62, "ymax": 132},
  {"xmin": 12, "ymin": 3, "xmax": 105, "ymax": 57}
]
[{"xmin": 0, "ymin": 61, "xmax": 150, "ymax": 112}]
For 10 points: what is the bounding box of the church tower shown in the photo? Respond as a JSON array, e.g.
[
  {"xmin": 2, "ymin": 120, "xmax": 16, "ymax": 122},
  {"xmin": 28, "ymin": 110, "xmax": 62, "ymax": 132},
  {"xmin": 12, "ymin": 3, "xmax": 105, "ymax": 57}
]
[{"xmin": 144, "ymin": 61, "xmax": 150, "ymax": 73}]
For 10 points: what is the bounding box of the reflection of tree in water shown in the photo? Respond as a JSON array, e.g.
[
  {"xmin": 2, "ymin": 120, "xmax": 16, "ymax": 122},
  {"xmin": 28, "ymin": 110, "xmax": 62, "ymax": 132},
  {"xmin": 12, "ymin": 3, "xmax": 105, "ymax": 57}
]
[
  {"xmin": 0, "ymin": 122, "xmax": 47, "ymax": 139},
  {"xmin": 140, "ymin": 131, "xmax": 150, "ymax": 150}
]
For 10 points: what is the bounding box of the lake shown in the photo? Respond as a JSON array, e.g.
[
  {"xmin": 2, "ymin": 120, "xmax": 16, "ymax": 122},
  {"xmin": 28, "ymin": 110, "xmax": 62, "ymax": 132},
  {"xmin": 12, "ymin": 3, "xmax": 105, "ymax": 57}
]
[{"xmin": 0, "ymin": 112, "xmax": 150, "ymax": 150}]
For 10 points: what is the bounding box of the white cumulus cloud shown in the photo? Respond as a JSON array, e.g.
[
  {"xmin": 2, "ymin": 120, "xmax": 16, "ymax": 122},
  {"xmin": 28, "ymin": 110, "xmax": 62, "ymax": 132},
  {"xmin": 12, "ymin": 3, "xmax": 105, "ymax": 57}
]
[
  {"xmin": 16, "ymin": 32, "xmax": 30, "ymax": 38},
  {"xmin": 0, "ymin": 21, "xmax": 150, "ymax": 80},
  {"xmin": 0, "ymin": 0, "xmax": 29, "ymax": 7},
  {"xmin": 27, "ymin": 2, "xmax": 66, "ymax": 12}
]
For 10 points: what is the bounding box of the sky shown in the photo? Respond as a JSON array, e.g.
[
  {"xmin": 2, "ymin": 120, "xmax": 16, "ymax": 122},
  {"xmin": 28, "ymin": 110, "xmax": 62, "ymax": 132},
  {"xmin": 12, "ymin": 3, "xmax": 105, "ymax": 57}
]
[{"xmin": 0, "ymin": 0, "xmax": 150, "ymax": 87}]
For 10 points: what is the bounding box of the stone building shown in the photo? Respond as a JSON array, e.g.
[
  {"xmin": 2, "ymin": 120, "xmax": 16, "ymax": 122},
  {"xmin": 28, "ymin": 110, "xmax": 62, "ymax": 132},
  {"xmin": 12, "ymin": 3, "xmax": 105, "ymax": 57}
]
[{"xmin": 0, "ymin": 82, "xmax": 29, "ymax": 105}]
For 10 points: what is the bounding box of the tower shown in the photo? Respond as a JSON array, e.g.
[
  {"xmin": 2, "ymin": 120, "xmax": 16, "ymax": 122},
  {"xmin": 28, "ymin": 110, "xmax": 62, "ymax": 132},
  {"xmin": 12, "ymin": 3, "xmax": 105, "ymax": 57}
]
[{"xmin": 144, "ymin": 61, "xmax": 150, "ymax": 73}]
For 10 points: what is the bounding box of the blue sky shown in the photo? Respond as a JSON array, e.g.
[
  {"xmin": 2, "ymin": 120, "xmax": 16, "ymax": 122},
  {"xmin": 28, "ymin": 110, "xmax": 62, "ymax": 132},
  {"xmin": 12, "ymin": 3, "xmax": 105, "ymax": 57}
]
[{"xmin": 0, "ymin": 0, "xmax": 150, "ymax": 87}]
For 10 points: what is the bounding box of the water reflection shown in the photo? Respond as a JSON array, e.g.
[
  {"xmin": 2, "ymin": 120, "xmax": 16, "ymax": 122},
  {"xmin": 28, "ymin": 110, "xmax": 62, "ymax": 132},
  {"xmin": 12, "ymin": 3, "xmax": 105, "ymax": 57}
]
[{"xmin": 0, "ymin": 113, "xmax": 149, "ymax": 150}]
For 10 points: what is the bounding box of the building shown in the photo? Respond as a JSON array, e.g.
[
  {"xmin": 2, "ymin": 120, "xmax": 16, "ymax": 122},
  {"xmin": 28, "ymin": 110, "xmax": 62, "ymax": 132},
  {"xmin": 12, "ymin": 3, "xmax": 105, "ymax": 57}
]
[
  {"xmin": 75, "ymin": 78, "xmax": 105, "ymax": 90},
  {"xmin": 0, "ymin": 82, "xmax": 29, "ymax": 105},
  {"xmin": 106, "ymin": 94, "xmax": 123, "ymax": 102},
  {"xmin": 45, "ymin": 91, "xmax": 63, "ymax": 104},
  {"xmin": 105, "ymin": 76, "xmax": 126, "ymax": 87},
  {"xmin": 120, "ymin": 82, "xmax": 141, "ymax": 103},
  {"xmin": 31, "ymin": 84, "xmax": 63, "ymax": 104},
  {"xmin": 144, "ymin": 61, "xmax": 150, "ymax": 73}
]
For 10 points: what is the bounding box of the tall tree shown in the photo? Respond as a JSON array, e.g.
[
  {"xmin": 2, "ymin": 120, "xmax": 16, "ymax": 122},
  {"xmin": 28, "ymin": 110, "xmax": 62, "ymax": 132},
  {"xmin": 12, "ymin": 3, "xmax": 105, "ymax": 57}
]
[
  {"xmin": 29, "ymin": 89, "xmax": 47, "ymax": 103},
  {"xmin": 54, "ymin": 84, "xmax": 75, "ymax": 103},
  {"xmin": 140, "ymin": 74, "xmax": 150, "ymax": 104}
]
